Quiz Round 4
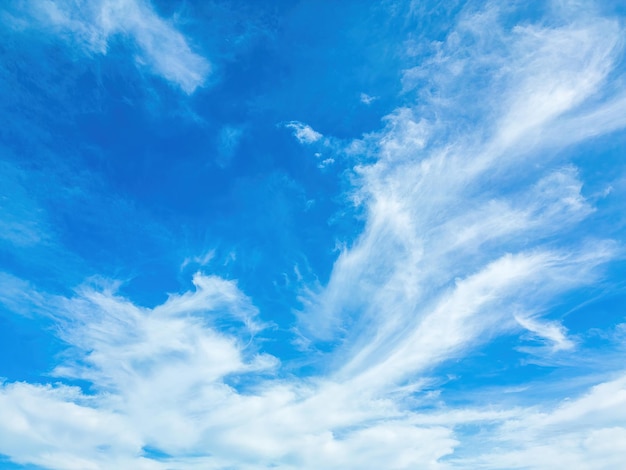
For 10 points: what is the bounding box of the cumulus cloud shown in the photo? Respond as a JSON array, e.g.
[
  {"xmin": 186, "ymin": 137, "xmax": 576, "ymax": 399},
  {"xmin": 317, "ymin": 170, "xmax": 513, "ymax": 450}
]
[{"xmin": 20, "ymin": 0, "xmax": 210, "ymax": 93}]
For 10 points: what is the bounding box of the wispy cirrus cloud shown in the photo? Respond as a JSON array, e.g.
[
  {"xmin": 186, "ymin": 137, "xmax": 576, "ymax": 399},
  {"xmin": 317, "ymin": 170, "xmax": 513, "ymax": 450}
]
[
  {"xmin": 453, "ymin": 374, "xmax": 626, "ymax": 469},
  {"xmin": 515, "ymin": 314, "xmax": 576, "ymax": 353},
  {"xmin": 299, "ymin": 2, "xmax": 625, "ymax": 380},
  {"xmin": 8, "ymin": 0, "xmax": 210, "ymax": 93},
  {"xmin": 0, "ymin": 273, "xmax": 459, "ymax": 469},
  {"xmin": 0, "ymin": 264, "xmax": 624, "ymax": 469},
  {"xmin": 0, "ymin": 272, "xmax": 278, "ymax": 468}
]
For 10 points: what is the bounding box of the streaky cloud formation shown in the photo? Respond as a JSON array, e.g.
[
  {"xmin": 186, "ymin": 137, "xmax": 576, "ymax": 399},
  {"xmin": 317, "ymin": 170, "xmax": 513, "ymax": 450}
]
[
  {"xmin": 0, "ymin": 0, "xmax": 626, "ymax": 469},
  {"xmin": 14, "ymin": 0, "xmax": 210, "ymax": 93}
]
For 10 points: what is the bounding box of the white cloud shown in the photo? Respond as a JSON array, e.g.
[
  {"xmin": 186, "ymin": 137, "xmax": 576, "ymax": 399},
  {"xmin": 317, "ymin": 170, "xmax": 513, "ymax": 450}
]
[
  {"xmin": 360, "ymin": 92, "xmax": 377, "ymax": 105},
  {"xmin": 285, "ymin": 121, "xmax": 323, "ymax": 144},
  {"xmin": 0, "ymin": 382, "xmax": 148, "ymax": 470},
  {"xmin": 454, "ymin": 375, "xmax": 626, "ymax": 469},
  {"xmin": 319, "ymin": 157, "xmax": 335, "ymax": 168},
  {"xmin": 515, "ymin": 314, "xmax": 575, "ymax": 352},
  {"xmin": 334, "ymin": 246, "xmax": 613, "ymax": 390},
  {"xmin": 293, "ymin": 5, "xmax": 626, "ymax": 464},
  {"xmin": 298, "ymin": 1, "xmax": 626, "ymax": 379},
  {"xmin": 23, "ymin": 0, "xmax": 210, "ymax": 93},
  {"xmin": 0, "ymin": 261, "xmax": 624, "ymax": 469},
  {"xmin": 0, "ymin": 275, "xmax": 459, "ymax": 469},
  {"xmin": 492, "ymin": 19, "xmax": 621, "ymax": 151},
  {"xmin": 1, "ymin": 1, "xmax": 626, "ymax": 468},
  {"xmin": 180, "ymin": 249, "xmax": 215, "ymax": 270}
]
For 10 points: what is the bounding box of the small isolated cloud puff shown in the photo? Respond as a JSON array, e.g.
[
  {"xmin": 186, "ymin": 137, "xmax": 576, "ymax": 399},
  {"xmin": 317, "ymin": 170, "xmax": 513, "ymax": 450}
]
[
  {"xmin": 285, "ymin": 121, "xmax": 323, "ymax": 144},
  {"xmin": 360, "ymin": 92, "xmax": 377, "ymax": 105},
  {"xmin": 27, "ymin": 0, "xmax": 210, "ymax": 93}
]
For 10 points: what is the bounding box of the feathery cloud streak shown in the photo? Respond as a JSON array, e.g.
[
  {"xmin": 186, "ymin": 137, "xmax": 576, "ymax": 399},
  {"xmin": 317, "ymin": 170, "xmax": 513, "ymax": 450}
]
[
  {"xmin": 12, "ymin": 0, "xmax": 210, "ymax": 93},
  {"xmin": 301, "ymin": 4, "xmax": 624, "ymax": 384}
]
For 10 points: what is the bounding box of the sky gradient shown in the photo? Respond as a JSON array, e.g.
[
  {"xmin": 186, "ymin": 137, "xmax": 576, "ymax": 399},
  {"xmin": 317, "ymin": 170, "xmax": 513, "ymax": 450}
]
[{"xmin": 1, "ymin": 0, "xmax": 626, "ymax": 468}]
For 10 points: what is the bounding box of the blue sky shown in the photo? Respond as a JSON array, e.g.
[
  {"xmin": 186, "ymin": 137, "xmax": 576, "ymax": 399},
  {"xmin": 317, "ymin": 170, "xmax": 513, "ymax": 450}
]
[{"xmin": 1, "ymin": 0, "xmax": 626, "ymax": 468}]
